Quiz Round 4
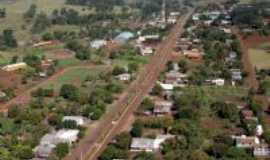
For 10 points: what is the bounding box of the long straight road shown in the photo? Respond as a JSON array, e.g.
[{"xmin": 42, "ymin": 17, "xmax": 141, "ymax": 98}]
[{"xmin": 64, "ymin": 9, "xmax": 194, "ymax": 160}]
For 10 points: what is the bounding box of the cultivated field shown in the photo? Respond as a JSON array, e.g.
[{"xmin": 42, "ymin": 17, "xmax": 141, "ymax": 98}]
[{"xmin": 249, "ymin": 42, "xmax": 270, "ymax": 70}]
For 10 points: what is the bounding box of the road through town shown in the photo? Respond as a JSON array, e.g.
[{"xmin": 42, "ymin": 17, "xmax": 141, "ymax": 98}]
[{"xmin": 64, "ymin": 9, "xmax": 194, "ymax": 160}]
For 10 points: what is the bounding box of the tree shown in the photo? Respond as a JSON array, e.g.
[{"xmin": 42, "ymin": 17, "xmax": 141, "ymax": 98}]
[
  {"xmin": 211, "ymin": 102, "xmax": 240, "ymax": 122},
  {"xmin": 140, "ymin": 98, "xmax": 154, "ymax": 111},
  {"xmin": 151, "ymin": 83, "xmax": 163, "ymax": 96},
  {"xmin": 225, "ymin": 147, "xmax": 254, "ymax": 160},
  {"xmin": 8, "ymin": 105, "xmax": 21, "ymax": 118},
  {"xmin": 24, "ymin": 4, "xmax": 37, "ymax": 19},
  {"xmin": 55, "ymin": 143, "xmax": 69, "ymax": 158},
  {"xmin": 0, "ymin": 148, "xmax": 11, "ymax": 160},
  {"xmin": 42, "ymin": 32, "xmax": 54, "ymax": 40},
  {"xmin": 11, "ymin": 55, "xmax": 18, "ymax": 63},
  {"xmin": 60, "ymin": 84, "xmax": 79, "ymax": 101},
  {"xmin": 13, "ymin": 144, "xmax": 34, "ymax": 159},
  {"xmin": 31, "ymin": 12, "xmax": 51, "ymax": 33},
  {"xmin": 128, "ymin": 62, "xmax": 138, "ymax": 73},
  {"xmin": 130, "ymin": 121, "xmax": 143, "ymax": 137},
  {"xmin": 2, "ymin": 29, "xmax": 17, "ymax": 48},
  {"xmin": 23, "ymin": 54, "xmax": 41, "ymax": 70},
  {"xmin": 112, "ymin": 66, "xmax": 126, "ymax": 75},
  {"xmin": 114, "ymin": 132, "xmax": 131, "ymax": 149},
  {"xmin": 99, "ymin": 145, "xmax": 127, "ymax": 160},
  {"xmin": 178, "ymin": 59, "xmax": 188, "ymax": 73},
  {"xmin": 0, "ymin": 8, "xmax": 6, "ymax": 18},
  {"xmin": 189, "ymin": 150, "xmax": 209, "ymax": 160}
]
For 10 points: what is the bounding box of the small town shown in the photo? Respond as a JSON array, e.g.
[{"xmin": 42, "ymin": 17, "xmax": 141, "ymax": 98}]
[{"xmin": 0, "ymin": 0, "xmax": 270, "ymax": 160}]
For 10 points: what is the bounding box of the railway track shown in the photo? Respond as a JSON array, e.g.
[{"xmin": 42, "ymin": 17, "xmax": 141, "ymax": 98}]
[{"xmin": 64, "ymin": 9, "xmax": 194, "ymax": 160}]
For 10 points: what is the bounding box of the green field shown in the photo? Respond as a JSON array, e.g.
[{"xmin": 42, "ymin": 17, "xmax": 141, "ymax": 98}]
[
  {"xmin": 0, "ymin": 0, "xmax": 88, "ymax": 41},
  {"xmin": 249, "ymin": 42, "xmax": 270, "ymax": 70},
  {"xmin": 45, "ymin": 66, "xmax": 106, "ymax": 90}
]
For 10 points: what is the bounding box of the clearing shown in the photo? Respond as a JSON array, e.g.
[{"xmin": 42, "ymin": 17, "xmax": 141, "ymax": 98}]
[{"xmin": 249, "ymin": 42, "xmax": 270, "ymax": 70}]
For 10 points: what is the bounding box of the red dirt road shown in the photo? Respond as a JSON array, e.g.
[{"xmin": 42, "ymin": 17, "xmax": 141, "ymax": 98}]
[
  {"xmin": 63, "ymin": 9, "xmax": 194, "ymax": 160},
  {"xmin": 233, "ymin": 29, "xmax": 259, "ymax": 90}
]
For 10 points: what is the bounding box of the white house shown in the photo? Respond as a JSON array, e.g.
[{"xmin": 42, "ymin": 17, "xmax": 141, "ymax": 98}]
[
  {"xmin": 192, "ymin": 13, "xmax": 200, "ymax": 21},
  {"xmin": 130, "ymin": 138, "xmax": 155, "ymax": 152},
  {"xmin": 140, "ymin": 46, "xmax": 154, "ymax": 56},
  {"xmin": 116, "ymin": 73, "xmax": 131, "ymax": 81},
  {"xmin": 154, "ymin": 100, "xmax": 173, "ymax": 115},
  {"xmin": 55, "ymin": 129, "xmax": 79, "ymax": 145},
  {"xmin": 232, "ymin": 135, "xmax": 260, "ymax": 148},
  {"xmin": 130, "ymin": 135, "xmax": 174, "ymax": 152},
  {"xmin": 211, "ymin": 78, "xmax": 225, "ymax": 86},
  {"xmin": 34, "ymin": 129, "xmax": 79, "ymax": 158},
  {"xmin": 256, "ymin": 125, "xmax": 264, "ymax": 136},
  {"xmin": 90, "ymin": 40, "xmax": 107, "ymax": 49},
  {"xmin": 254, "ymin": 145, "xmax": 270, "ymax": 157},
  {"xmin": 62, "ymin": 116, "xmax": 85, "ymax": 126},
  {"xmin": 158, "ymin": 82, "xmax": 174, "ymax": 91}
]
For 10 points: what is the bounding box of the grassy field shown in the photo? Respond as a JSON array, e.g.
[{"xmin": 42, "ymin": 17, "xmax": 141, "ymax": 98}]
[
  {"xmin": 0, "ymin": 0, "xmax": 88, "ymax": 41},
  {"xmin": 45, "ymin": 66, "xmax": 106, "ymax": 90},
  {"xmin": 181, "ymin": 85, "xmax": 248, "ymax": 102},
  {"xmin": 249, "ymin": 42, "xmax": 270, "ymax": 70},
  {"xmin": 113, "ymin": 54, "xmax": 149, "ymax": 67}
]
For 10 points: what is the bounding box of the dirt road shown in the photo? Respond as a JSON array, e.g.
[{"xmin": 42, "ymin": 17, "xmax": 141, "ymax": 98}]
[
  {"xmin": 233, "ymin": 29, "xmax": 259, "ymax": 90},
  {"xmin": 0, "ymin": 65, "xmax": 108, "ymax": 112},
  {"xmin": 63, "ymin": 9, "xmax": 194, "ymax": 160}
]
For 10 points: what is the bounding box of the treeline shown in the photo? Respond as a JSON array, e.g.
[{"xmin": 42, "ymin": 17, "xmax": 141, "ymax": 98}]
[
  {"xmin": 0, "ymin": 29, "xmax": 17, "ymax": 50},
  {"xmin": 27, "ymin": 6, "xmax": 131, "ymax": 34},
  {"xmin": 231, "ymin": 1, "xmax": 270, "ymax": 28},
  {"xmin": 0, "ymin": 8, "xmax": 6, "ymax": 18},
  {"xmin": 66, "ymin": 0, "xmax": 124, "ymax": 10}
]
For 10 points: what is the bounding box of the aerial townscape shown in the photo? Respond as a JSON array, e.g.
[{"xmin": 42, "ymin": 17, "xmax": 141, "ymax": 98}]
[{"xmin": 1, "ymin": 0, "xmax": 270, "ymax": 160}]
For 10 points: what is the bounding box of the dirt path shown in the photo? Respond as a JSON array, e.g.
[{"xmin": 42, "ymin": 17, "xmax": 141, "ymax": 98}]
[
  {"xmin": 0, "ymin": 64, "xmax": 108, "ymax": 112},
  {"xmin": 63, "ymin": 9, "xmax": 194, "ymax": 160},
  {"xmin": 233, "ymin": 29, "xmax": 259, "ymax": 90},
  {"xmin": 235, "ymin": 29, "xmax": 270, "ymax": 128}
]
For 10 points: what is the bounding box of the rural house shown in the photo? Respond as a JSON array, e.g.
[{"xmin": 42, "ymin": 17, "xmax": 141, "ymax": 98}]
[
  {"xmin": 130, "ymin": 135, "xmax": 174, "ymax": 152},
  {"xmin": 153, "ymin": 100, "xmax": 173, "ymax": 116},
  {"xmin": 232, "ymin": 135, "xmax": 260, "ymax": 148}
]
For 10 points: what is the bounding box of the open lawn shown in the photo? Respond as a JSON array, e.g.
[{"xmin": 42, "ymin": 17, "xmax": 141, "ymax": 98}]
[
  {"xmin": 45, "ymin": 66, "xmax": 106, "ymax": 90},
  {"xmin": 249, "ymin": 42, "xmax": 270, "ymax": 70},
  {"xmin": 182, "ymin": 85, "xmax": 248, "ymax": 102},
  {"xmin": 113, "ymin": 54, "xmax": 149, "ymax": 67}
]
